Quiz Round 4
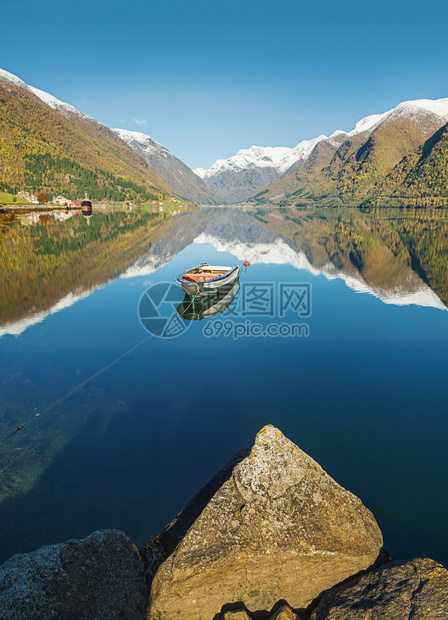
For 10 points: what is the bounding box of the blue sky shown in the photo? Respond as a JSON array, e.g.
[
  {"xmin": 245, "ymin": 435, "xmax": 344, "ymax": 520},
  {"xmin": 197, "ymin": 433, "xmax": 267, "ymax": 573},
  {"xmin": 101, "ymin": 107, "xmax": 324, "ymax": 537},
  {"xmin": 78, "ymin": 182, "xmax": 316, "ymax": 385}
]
[{"xmin": 2, "ymin": 0, "xmax": 448, "ymax": 169}]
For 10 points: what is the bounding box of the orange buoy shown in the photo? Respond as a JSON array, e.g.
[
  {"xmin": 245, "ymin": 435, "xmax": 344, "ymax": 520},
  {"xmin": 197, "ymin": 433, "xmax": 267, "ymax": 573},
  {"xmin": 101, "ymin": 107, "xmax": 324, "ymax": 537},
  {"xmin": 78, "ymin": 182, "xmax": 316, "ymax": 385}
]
[{"xmin": 243, "ymin": 261, "xmax": 250, "ymax": 267}]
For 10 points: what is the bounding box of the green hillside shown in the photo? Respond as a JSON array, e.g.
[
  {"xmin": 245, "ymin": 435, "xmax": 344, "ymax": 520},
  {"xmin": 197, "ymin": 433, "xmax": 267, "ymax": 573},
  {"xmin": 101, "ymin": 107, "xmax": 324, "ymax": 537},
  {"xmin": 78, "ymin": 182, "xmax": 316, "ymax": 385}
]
[
  {"xmin": 370, "ymin": 123, "xmax": 448, "ymax": 207},
  {"xmin": 250, "ymin": 111, "xmax": 448, "ymax": 209},
  {"xmin": 0, "ymin": 78, "xmax": 171, "ymax": 202}
]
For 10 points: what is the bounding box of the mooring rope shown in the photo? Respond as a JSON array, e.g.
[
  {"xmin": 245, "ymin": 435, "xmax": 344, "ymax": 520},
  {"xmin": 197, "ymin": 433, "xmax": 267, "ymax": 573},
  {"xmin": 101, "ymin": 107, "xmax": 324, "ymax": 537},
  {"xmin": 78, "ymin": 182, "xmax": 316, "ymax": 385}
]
[
  {"xmin": 0, "ymin": 291, "xmax": 202, "ymax": 452},
  {"xmin": 0, "ymin": 267, "xmax": 240, "ymax": 454},
  {"xmin": 0, "ymin": 333, "xmax": 155, "ymax": 450}
]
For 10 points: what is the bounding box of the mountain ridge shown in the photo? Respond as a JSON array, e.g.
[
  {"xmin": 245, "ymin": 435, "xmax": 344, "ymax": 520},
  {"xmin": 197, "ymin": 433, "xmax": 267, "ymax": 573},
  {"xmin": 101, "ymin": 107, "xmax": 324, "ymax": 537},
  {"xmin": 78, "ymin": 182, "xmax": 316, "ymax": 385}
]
[
  {"xmin": 194, "ymin": 136, "xmax": 327, "ymax": 203},
  {"xmin": 3, "ymin": 66, "xmax": 448, "ymax": 207},
  {"xmin": 248, "ymin": 98, "xmax": 448, "ymax": 208},
  {"xmin": 0, "ymin": 69, "xmax": 172, "ymax": 202},
  {"xmin": 112, "ymin": 128, "xmax": 219, "ymax": 204}
]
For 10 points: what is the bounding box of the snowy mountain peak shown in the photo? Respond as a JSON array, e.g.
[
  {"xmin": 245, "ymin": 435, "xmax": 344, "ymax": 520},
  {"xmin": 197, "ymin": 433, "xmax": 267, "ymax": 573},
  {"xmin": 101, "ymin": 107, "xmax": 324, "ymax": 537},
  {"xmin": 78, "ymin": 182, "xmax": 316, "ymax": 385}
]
[
  {"xmin": 347, "ymin": 97, "xmax": 448, "ymax": 138},
  {"xmin": 29, "ymin": 85, "xmax": 90, "ymax": 119},
  {"xmin": 199, "ymin": 135, "xmax": 327, "ymax": 179},
  {"xmin": 0, "ymin": 68, "xmax": 29, "ymax": 90},
  {"xmin": 113, "ymin": 127, "xmax": 219, "ymax": 202},
  {"xmin": 392, "ymin": 97, "xmax": 448, "ymax": 121},
  {"xmin": 330, "ymin": 129, "xmax": 347, "ymax": 138},
  {"xmin": 112, "ymin": 128, "xmax": 169, "ymax": 157},
  {"xmin": 194, "ymin": 167, "xmax": 207, "ymax": 178},
  {"xmin": 348, "ymin": 111, "xmax": 390, "ymax": 137},
  {"xmin": 0, "ymin": 67, "xmax": 90, "ymax": 119}
]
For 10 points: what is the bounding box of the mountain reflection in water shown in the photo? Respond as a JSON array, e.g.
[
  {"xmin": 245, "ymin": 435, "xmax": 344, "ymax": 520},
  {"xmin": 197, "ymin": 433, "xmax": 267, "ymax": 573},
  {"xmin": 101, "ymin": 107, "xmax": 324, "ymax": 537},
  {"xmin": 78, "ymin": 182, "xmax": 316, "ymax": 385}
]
[
  {"xmin": 1, "ymin": 205, "xmax": 448, "ymax": 566},
  {"xmin": 2, "ymin": 206, "xmax": 448, "ymax": 337}
]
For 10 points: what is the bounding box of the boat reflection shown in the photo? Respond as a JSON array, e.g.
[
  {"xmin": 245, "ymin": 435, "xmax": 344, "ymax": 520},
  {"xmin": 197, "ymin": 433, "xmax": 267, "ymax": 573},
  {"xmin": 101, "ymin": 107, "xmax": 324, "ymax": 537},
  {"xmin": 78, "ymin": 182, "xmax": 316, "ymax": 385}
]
[{"xmin": 177, "ymin": 279, "xmax": 240, "ymax": 321}]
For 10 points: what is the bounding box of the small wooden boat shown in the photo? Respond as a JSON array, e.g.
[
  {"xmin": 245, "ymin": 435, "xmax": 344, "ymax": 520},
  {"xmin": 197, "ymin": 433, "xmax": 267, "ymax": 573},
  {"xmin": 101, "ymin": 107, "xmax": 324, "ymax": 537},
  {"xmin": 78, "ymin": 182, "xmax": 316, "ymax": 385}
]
[{"xmin": 176, "ymin": 262, "xmax": 240, "ymax": 296}]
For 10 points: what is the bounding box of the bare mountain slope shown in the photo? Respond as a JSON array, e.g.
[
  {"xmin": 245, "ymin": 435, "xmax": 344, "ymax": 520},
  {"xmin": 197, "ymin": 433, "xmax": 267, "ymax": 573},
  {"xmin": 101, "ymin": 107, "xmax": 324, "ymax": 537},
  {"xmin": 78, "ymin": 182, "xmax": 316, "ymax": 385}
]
[{"xmin": 113, "ymin": 129, "xmax": 219, "ymax": 204}]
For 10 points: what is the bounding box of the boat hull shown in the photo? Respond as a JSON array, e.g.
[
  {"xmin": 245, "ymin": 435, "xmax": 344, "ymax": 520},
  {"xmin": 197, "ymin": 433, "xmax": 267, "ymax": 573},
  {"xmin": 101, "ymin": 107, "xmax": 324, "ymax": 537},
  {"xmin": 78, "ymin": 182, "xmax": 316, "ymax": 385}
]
[
  {"xmin": 176, "ymin": 264, "xmax": 240, "ymax": 297},
  {"xmin": 177, "ymin": 279, "xmax": 240, "ymax": 320}
]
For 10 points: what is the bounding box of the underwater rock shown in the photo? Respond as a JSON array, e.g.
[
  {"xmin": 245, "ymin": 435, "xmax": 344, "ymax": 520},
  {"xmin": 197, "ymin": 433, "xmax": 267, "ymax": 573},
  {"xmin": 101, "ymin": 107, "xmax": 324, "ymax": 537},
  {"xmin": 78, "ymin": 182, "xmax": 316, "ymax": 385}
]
[
  {"xmin": 309, "ymin": 557, "xmax": 448, "ymax": 619},
  {"xmin": 149, "ymin": 424, "xmax": 383, "ymax": 619},
  {"xmin": 0, "ymin": 529, "xmax": 147, "ymax": 619}
]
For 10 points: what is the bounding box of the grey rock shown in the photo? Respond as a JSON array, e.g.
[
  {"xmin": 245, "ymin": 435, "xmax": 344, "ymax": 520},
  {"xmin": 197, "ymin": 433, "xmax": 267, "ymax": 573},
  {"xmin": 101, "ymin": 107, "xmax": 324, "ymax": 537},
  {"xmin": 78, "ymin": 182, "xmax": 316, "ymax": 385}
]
[
  {"xmin": 310, "ymin": 557, "xmax": 448, "ymax": 619},
  {"xmin": 0, "ymin": 529, "xmax": 148, "ymax": 619},
  {"xmin": 149, "ymin": 425, "xmax": 382, "ymax": 619}
]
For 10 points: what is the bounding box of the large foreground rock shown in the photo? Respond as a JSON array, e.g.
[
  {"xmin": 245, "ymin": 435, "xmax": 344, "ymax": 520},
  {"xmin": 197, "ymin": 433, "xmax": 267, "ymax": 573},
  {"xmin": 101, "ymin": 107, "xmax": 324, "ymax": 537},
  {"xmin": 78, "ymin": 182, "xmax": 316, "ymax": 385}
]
[
  {"xmin": 0, "ymin": 529, "xmax": 148, "ymax": 619},
  {"xmin": 310, "ymin": 557, "xmax": 448, "ymax": 619},
  {"xmin": 149, "ymin": 425, "xmax": 383, "ymax": 619}
]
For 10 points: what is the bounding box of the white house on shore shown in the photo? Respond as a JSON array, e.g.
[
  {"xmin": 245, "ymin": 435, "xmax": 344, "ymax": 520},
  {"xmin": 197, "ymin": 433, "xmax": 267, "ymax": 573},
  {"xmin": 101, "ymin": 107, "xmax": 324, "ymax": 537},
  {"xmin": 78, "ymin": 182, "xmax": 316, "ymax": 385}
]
[{"xmin": 53, "ymin": 195, "xmax": 72, "ymax": 206}]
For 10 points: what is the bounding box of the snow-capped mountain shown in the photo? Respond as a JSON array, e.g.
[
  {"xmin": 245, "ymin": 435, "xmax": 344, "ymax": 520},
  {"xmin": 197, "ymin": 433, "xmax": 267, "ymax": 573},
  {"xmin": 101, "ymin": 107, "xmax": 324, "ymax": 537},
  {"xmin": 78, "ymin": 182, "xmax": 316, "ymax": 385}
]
[
  {"xmin": 112, "ymin": 129, "xmax": 219, "ymax": 204},
  {"xmin": 0, "ymin": 69, "xmax": 90, "ymax": 120},
  {"xmin": 0, "ymin": 67, "xmax": 170, "ymax": 195},
  {"xmin": 195, "ymin": 135, "xmax": 326, "ymax": 180},
  {"xmin": 0, "ymin": 68, "xmax": 31, "ymax": 90},
  {"xmin": 195, "ymin": 96, "xmax": 448, "ymax": 205},
  {"xmin": 349, "ymin": 98, "xmax": 448, "ymax": 137},
  {"xmin": 29, "ymin": 85, "xmax": 92, "ymax": 120},
  {"xmin": 193, "ymin": 136, "xmax": 326, "ymax": 204}
]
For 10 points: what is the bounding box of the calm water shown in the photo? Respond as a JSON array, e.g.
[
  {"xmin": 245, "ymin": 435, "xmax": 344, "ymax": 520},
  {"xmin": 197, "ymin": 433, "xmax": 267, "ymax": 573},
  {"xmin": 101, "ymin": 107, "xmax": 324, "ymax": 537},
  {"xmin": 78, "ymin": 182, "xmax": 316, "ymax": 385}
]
[{"xmin": 1, "ymin": 206, "xmax": 448, "ymax": 566}]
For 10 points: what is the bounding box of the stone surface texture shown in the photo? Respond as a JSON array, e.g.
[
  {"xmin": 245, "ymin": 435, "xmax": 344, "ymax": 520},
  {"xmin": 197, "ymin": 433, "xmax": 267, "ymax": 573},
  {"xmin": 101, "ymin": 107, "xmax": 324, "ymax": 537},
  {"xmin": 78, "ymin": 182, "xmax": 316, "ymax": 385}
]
[
  {"xmin": 0, "ymin": 529, "xmax": 148, "ymax": 619},
  {"xmin": 149, "ymin": 425, "xmax": 383, "ymax": 619},
  {"xmin": 222, "ymin": 611, "xmax": 252, "ymax": 620},
  {"xmin": 271, "ymin": 604, "xmax": 300, "ymax": 619},
  {"xmin": 220, "ymin": 603, "xmax": 299, "ymax": 619},
  {"xmin": 310, "ymin": 557, "xmax": 448, "ymax": 619}
]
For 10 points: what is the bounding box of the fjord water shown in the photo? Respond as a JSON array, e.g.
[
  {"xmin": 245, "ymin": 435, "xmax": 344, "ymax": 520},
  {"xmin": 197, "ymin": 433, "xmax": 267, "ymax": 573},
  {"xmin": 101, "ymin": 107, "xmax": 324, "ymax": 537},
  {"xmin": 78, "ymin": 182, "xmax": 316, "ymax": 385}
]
[{"xmin": 1, "ymin": 206, "xmax": 448, "ymax": 568}]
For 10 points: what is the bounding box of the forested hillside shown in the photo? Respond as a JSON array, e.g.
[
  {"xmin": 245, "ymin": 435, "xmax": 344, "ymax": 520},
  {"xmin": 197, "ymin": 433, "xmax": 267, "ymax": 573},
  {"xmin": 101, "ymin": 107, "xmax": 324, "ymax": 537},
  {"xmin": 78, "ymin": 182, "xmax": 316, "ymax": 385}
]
[
  {"xmin": 249, "ymin": 108, "xmax": 448, "ymax": 209},
  {"xmin": 371, "ymin": 123, "xmax": 448, "ymax": 207},
  {"xmin": 0, "ymin": 75, "xmax": 170, "ymax": 202}
]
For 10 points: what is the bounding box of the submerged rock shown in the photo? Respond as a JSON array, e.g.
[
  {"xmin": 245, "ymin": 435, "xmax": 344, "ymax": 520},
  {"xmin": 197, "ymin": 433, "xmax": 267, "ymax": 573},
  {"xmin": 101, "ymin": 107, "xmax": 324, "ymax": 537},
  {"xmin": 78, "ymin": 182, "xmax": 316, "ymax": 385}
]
[
  {"xmin": 0, "ymin": 529, "xmax": 147, "ymax": 619},
  {"xmin": 149, "ymin": 425, "xmax": 383, "ymax": 619},
  {"xmin": 310, "ymin": 557, "xmax": 448, "ymax": 619}
]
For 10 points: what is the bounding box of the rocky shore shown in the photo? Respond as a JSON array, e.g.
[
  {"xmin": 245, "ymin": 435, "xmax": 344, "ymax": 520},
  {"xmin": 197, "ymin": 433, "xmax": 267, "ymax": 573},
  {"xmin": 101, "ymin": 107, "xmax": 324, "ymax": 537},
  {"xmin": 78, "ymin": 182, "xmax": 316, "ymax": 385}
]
[{"xmin": 1, "ymin": 425, "xmax": 447, "ymax": 619}]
